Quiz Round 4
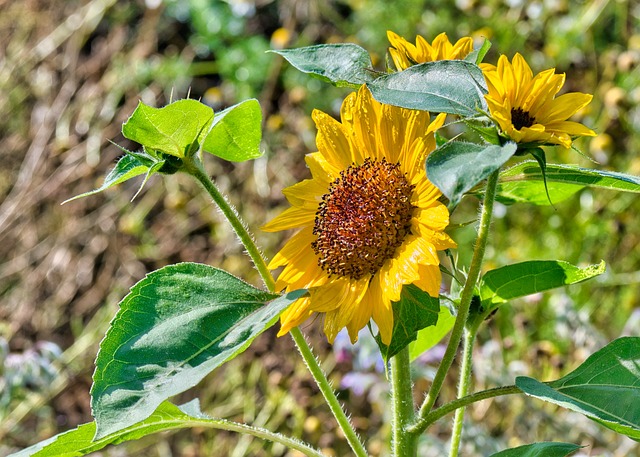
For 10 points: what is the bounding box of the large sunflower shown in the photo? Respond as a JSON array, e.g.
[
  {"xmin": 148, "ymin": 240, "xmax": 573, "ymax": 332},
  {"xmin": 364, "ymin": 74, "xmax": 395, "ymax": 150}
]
[
  {"xmin": 387, "ymin": 30, "xmax": 474, "ymax": 71},
  {"xmin": 263, "ymin": 86, "xmax": 456, "ymax": 345},
  {"xmin": 481, "ymin": 53, "xmax": 596, "ymax": 148}
]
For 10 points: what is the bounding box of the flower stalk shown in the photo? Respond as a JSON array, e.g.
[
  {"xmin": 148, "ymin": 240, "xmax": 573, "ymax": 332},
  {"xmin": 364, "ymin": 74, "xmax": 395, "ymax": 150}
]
[
  {"xmin": 414, "ymin": 169, "xmax": 501, "ymax": 433},
  {"xmin": 183, "ymin": 155, "xmax": 368, "ymax": 457}
]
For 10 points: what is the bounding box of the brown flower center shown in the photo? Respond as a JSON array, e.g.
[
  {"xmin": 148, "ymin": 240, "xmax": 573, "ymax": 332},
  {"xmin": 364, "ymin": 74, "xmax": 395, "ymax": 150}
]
[
  {"xmin": 511, "ymin": 107, "xmax": 536, "ymax": 130},
  {"xmin": 311, "ymin": 158, "xmax": 416, "ymax": 279}
]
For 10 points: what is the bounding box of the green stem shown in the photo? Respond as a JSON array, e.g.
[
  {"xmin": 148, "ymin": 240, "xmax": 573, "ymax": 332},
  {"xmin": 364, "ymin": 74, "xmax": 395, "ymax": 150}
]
[
  {"xmin": 189, "ymin": 417, "xmax": 327, "ymax": 457},
  {"xmin": 184, "ymin": 156, "xmax": 275, "ymax": 292},
  {"xmin": 414, "ymin": 169, "xmax": 500, "ymax": 426},
  {"xmin": 408, "ymin": 385, "xmax": 521, "ymax": 434},
  {"xmin": 183, "ymin": 156, "xmax": 367, "ymax": 457},
  {"xmin": 390, "ymin": 346, "xmax": 417, "ymax": 457},
  {"xmin": 291, "ymin": 328, "xmax": 369, "ymax": 457},
  {"xmin": 448, "ymin": 329, "xmax": 476, "ymax": 457}
]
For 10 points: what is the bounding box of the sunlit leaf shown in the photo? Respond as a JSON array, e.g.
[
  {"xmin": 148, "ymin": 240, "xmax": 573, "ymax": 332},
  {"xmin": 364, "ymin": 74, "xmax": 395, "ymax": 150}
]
[
  {"xmin": 203, "ymin": 99, "xmax": 263, "ymax": 161},
  {"xmin": 409, "ymin": 304, "xmax": 455, "ymax": 361},
  {"xmin": 271, "ymin": 44, "xmax": 375, "ymax": 88},
  {"xmin": 516, "ymin": 337, "xmax": 640, "ymax": 441},
  {"xmin": 489, "ymin": 442, "xmax": 581, "ymax": 457},
  {"xmin": 376, "ymin": 285, "xmax": 440, "ymax": 361},
  {"xmin": 465, "ymin": 38, "xmax": 492, "ymax": 65},
  {"xmin": 480, "ymin": 260, "xmax": 605, "ymax": 309},
  {"xmin": 10, "ymin": 400, "xmax": 320, "ymax": 457},
  {"xmin": 63, "ymin": 153, "xmax": 150, "ymax": 203},
  {"xmin": 495, "ymin": 161, "xmax": 640, "ymax": 205},
  {"xmin": 122, "ymin": 99, "xmax": 214, "ymax": 158},
  {"xmin": 426, "ymin": 141, "xmax": 517, "ymax": 207},
  {"xmin": 367, "ymin": 60, "xmax": 487, "ymax": 116},
  {"xmin": 91, "ymin": 263, "xmax": 304, "ymax": 439}
]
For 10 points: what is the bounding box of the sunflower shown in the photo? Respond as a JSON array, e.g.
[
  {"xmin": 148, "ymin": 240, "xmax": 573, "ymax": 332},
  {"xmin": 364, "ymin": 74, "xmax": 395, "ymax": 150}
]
[
  {"xmin": 481, "ymin": 53, "xmax": 596, "ymax": 148},
  {"xmin": 387, "ymin": 30, "xmax": 474, "ymax": 71},
  {"xmin": 263, "ymin": 86, "xmax": 456, "ymax": 345}
]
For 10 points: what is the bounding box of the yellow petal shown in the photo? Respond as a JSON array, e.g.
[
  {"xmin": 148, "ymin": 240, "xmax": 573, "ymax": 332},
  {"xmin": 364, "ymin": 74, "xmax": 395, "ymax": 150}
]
[
  {"xmin": 312, "ymin": 110, "xmax": 354, "ymax": 169},
  {"xmin": 369, "ymin": 275, "xmax": 394, "ymax": 345},
  {"xmin": 321, "ymin": 276, "xmax": 370, "ymax": 342},
  {"xmin": 282, "ymin": 179, "xmax": 325, "ymax": 209},
  {"xmin": 268, "ymin": 227, "xmax": 316, "ymax": 269},
  {"xmin": 412, "ymin": 264, "xmax": 442, "ymax": 297},
  {"xmin": 278, "ymin": 296, "xmax": 313, "ymax": 336},
  {"xmin": 538, "ymin": 92, "xmax": 593, "ymax": 124},
  {"xmin": 261, "ymin": 206, "xmax": 315, "ymax": 232}
]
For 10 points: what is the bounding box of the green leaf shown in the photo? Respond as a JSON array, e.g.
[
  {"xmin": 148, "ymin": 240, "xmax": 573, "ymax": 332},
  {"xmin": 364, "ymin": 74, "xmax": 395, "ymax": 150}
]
[
  {"xmin": 480, "ymin": 260, "xmax": 605, "ymax": 308},
  {"xmin": 10, "ymin": 400, "xmax": 322, "ymax": 457},
  {"xmin": 489, "ymin": 442, "xmax": 581, "ymax": 457},
  {"xmin": 465, "ymin": 38, "xmax": 492, "ymax": 65},
  {"xmin": 495, "ymin": 161, "xmax": 640, "ymax": 205},
  {"xmin": 63, "ymin": 153, "xmax": 149, "ymax": 203},
  {"xmin": 409, "ymin": 304, "xmax": 455, "ymax": 361},
  {"xmin": 376, "ymin": 284, "xmax": 440, "ymax": 362},
  {"xmin": 91, "ymin": 262, "xmax": 304, "ymax": 439},
  {"xmin": 516, "ymin": 337, "xmax": 640, "ymax": 441},
  {"xmin": 122, "ymin": 99, "xmax": 214, "ymax": 158},
  {"xmin": 202, "ymin": 99, "xmax": 263, "ymax": 161},
  {"xmin": 367, "ymin": 60, "xmax": 487, "ymax": 116},
  {"xmin": 528, "ymin": 148, "xmax": 553, "ymax": 206},
  {"xmin": 426, "ymin": 141, "xmax": 517, "ymax": 207},
  {"xmin": 271, "ymin": 44, "xmax": 375, "ymax": 88}
]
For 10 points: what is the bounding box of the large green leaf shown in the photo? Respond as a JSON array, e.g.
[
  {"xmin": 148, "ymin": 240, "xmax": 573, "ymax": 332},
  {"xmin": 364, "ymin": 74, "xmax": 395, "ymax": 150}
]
[
  {"xmin": 489, "ymin": 442, "xmax": 580, "ymax": 457},
  {"xmin": 122, "ymin": 99, "xmax": 214, "ymax": 158},
  {"xmin": 91, "ymin": 263, "xmax": 304, "ymax": 439},
  {"xmin": 367, "ymin": 60, "xmax": 488, "ymax": 116},
  {"xmin": 10, "ymin": 400, "xmax": 322, "ymax": 457},
  {"xmin": 426, "ymin": 141, "xmax": 517, "ymax": 207},
  {"xmin": 496, "ymin": 161, "xmax": 640, "ymax": 205},
  {"xmin": 63, "ymin": 153, "xmax": 150, "ymax": 203},
  {"xmin": 516, "ymin": 337, "xmax": 640, "ymax": 441},
  {"xmin": 271, "ymin": 44, "xmax": 375, "ymax": 88},
  {"xmin": 202, "ymin": 99, "xmax": 263, "ymax": 161},
  {"xmin": 480, "ymin": 260, "xmax": 605, "ymax": 308},
  {"xmin": 376, "ymin": 284, "xmax": 440, "ymax": 362},
  {"xmin": 409, "ymin": 304, "xmax": 455, "ymax": 361}
]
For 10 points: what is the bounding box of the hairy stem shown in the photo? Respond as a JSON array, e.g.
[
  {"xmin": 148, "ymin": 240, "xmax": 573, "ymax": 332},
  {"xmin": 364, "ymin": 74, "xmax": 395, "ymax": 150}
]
[
  {"xmin": 408, "ymin": 385, "xmax": 521, "ymax": 434},
  {"xmin": 184, "ymin": 156, "xmax": 367, "ymax": 456},
  {"xmin": 291, "ymin": 328, "xmax": 369, "ymax": 457},
  {"xmin": 448, "ymin": 328, "xmax": 476, "ymax": 456},
  {"xmin": 187, "ymin": 417, "xmax": 327, "ymax": 457},
  {"xmin": 414, "ymin": 169, "xmax": 500, "ymax": 430},
  {"xmin": 390, "ymin": 346, "xmax": 418, "ymax": 456},
  {"xmin": 184, "ymin": 156, "xmax": 275, "ymax": 292}
]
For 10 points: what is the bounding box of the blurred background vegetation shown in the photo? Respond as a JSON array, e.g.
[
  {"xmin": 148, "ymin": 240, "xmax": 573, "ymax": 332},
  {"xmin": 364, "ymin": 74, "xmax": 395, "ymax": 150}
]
[{"xmin": 0, "ymin": 0, "xmax": 639, "ymax": 455}]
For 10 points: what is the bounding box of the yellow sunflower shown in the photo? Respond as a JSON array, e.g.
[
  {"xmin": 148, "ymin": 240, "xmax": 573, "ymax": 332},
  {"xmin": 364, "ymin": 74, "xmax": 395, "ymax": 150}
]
[
  {"xmin": 387, "ymin": 30, "xmax": 474, "ymax": 71},
  {"xmin": 481, "ymin": 53, "xmax": 596, "ymax": 148},
  {"xmin": 262, "ymin": 86, "xmax": 456, "ymax": 345}
]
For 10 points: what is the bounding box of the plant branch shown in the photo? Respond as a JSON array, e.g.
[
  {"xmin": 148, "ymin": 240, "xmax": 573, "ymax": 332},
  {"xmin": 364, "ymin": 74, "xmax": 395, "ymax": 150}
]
[
  {"xmin": 408, "ymin": 385, "xmax": 521, "ymax": 435},
  {"xmin": 189, "ymin": 417, "xmax": 327, "ymax": 457},
  {"xmin": 415, "ymin": 169, "xmax": 500, "ymax": 425},
  {"xmin": 448, "ymin": 328, "xmax": 476, "ymax": 457}
]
